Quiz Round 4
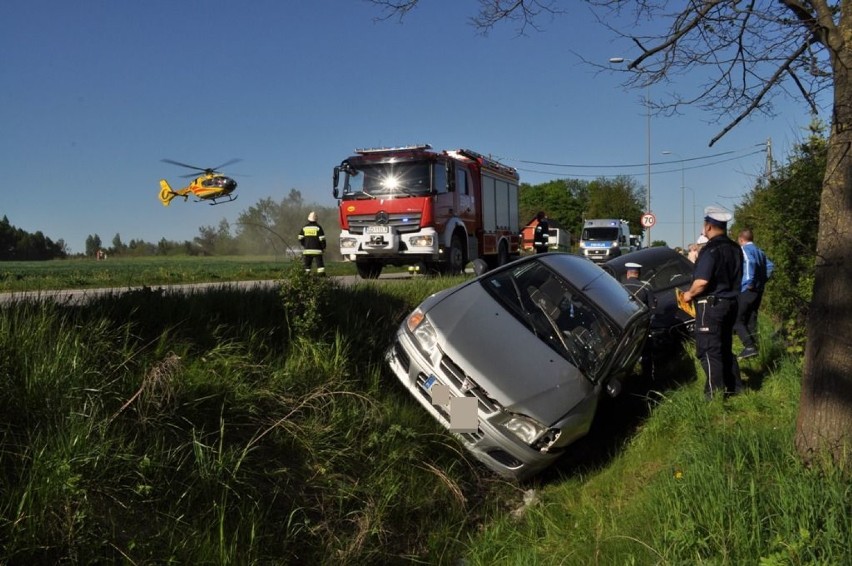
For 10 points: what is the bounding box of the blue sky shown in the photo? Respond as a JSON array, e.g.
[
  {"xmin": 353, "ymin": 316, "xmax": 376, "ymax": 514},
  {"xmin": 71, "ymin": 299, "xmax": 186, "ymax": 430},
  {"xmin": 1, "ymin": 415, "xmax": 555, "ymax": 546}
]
[{"xmin": 2, "ymin": 1, "xmax": 819, "ymax": 254}]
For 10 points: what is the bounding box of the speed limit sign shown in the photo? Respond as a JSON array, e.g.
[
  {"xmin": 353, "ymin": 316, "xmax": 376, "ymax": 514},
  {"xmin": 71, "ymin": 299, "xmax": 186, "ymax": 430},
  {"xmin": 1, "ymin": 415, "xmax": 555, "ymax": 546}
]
[{"xmin": 641, "ymin": 213, "xmax": 656, "ymax": 228}]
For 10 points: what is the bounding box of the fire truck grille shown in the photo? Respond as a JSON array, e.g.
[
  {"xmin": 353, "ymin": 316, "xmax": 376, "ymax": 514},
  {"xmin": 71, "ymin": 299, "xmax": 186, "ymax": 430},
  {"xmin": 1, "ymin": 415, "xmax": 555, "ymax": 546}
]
[{"xmin": 348, "ymin": 213, "xmax": 422, "ymax": 235}]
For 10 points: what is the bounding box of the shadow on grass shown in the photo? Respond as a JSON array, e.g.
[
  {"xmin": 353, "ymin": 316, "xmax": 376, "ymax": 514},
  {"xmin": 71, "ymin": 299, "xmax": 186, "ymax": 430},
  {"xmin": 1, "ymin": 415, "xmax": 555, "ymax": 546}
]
[{"xmin": 534, "ymin": 342, "xmax": 699, "ymax": 486}]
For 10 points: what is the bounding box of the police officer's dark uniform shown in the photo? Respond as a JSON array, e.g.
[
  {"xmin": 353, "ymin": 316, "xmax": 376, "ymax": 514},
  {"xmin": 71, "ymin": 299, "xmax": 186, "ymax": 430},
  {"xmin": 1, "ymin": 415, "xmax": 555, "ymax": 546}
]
[
  {"xmin": 622, "ymin": 262, "xmax": 652, "ymax": 308},
  {"xmin": 298, "ymin": 211, "xmax": 327, "ymax": 274},
  {"xmin": 533, "ymin": 211, "xmax": 550, "ymax": 254},
  {"xmin": 622, "ymin": 262, "xmax": 655, "ymax": 378},
  {"xmin": 682, "ymin": 207, "xmax": 743, "ymax": 399}
]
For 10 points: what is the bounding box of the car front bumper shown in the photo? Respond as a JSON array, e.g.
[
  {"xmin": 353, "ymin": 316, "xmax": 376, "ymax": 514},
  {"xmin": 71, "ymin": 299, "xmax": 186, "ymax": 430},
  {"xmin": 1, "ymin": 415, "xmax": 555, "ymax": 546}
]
[{"xmin": 385, "ymin": 330, "xmax": 560, "ymax": 481}]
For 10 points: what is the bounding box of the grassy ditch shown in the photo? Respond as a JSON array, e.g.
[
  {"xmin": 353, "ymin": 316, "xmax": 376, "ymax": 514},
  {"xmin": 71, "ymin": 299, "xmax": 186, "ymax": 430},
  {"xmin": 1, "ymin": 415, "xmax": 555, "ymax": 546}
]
[
  {"xmin": 0, "ymin": 266, "xmax": 507, "ymax": 564},
  {"xmin": 1, "ymin": 266, "xmax": 848, "ymax": 564}
]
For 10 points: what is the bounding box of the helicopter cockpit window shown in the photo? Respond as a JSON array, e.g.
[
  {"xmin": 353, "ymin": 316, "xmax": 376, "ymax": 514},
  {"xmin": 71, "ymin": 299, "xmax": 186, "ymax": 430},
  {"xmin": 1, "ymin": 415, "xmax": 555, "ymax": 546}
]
[{"xmin": 343, "ymin": 162, "xmax": 432, "ymax": 198}]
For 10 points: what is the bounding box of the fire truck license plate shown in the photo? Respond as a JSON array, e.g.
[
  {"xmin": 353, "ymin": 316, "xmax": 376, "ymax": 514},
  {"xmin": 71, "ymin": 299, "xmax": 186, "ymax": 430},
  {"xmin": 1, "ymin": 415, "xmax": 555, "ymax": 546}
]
[{"xmin": 366, "ymin": 225, "xmax": 389, "ymax": 234}]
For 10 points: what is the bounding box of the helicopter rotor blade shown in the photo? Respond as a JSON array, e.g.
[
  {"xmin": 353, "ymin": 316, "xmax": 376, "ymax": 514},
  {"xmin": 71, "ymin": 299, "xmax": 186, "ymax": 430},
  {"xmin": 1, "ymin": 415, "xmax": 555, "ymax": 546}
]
[
  {"xmin": 162, "ymin": 158, "xmax": 207, "ymax": 172},
  {"xmin": 209, "ymin": 158, "xmax": 242, "ymax": 172}
]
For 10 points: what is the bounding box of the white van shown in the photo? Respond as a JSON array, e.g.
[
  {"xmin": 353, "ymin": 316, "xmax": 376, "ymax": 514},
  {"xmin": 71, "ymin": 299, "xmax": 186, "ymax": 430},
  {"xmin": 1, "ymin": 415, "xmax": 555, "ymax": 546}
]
[{"xmin": 578, "ymin": 219, "xmax": 631, "ymax": 262}]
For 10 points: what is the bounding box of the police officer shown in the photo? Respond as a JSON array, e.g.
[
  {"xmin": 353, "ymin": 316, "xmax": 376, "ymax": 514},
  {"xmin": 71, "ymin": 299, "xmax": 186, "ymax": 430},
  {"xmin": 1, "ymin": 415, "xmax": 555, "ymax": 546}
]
[
  {"xmin": 682, "ymin": 206, "xmax": 743, "ymax": 399},
  {"xmin": 533, "ymin": 211, "xmax": 550, "ymax": 254},
  {"xmin": 622, "ymin": 262, "xmax": 655, "ymax": 378},
  {"xmin": 622, "ymin": 262, "xmax": 652, "ymax": 308},
  {"xmin": 298, "ymin": 211, "xmax": 327, "ymax": 275}
]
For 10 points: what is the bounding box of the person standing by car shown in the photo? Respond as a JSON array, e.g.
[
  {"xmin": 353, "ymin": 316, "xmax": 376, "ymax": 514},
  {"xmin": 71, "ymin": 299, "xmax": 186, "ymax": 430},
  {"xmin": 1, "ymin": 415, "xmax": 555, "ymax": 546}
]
[
  {"xmin": 622, "ymin": 262, "xmax": 652, "ymax": 308},
  {"xmin": 681, "ymin": 207, "xmax": 743, "ymax": 400},
  {"xmin": 622, "ymin": 262, "xmax": 655, "ymax": 378},
  {"xmin": 533, "ymin": 211, "xmax": 550, "ymax": 254},
  {"xmin": 298, "ymin": 211, "xmax": 327, "ymax": 275},
  {"xmin": 734, "ymin": 228, "xmax": 775, "ymax": 360}
]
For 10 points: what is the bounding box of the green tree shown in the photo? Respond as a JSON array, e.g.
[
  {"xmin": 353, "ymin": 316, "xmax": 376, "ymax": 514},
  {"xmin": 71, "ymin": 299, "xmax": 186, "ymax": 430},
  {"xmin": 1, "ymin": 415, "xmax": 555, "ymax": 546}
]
[
  {"xmin": 85, "ymin": 234, "xmax": 102, "ymax": 257},
  {"xmin": 519, "ymin": 178, "xmax": 585, "ymax": 232},
  {"xmin": 584, "ymin": 176, "xmax": 645, "ymax": 228},
  {"xmin": 734, "ymin": 121, "xmax": 826, "ymax": 351},
  {"xmin": 111, "ymin": 233, "xmax": 126, "ymax": 255}
]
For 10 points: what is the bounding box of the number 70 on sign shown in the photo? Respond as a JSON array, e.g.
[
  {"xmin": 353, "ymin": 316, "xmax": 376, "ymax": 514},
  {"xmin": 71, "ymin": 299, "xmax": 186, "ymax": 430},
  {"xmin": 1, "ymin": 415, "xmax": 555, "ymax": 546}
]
[{"xmin": 641, "ymin": 213, "xmax": 656, "ymax": 228}]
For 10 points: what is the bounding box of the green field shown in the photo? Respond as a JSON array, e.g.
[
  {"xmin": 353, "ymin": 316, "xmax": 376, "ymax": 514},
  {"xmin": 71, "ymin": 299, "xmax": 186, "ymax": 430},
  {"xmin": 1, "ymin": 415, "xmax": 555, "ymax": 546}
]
[{"xmin": 0, "ymin": 256, "xmax": 357, "ymax": 292}]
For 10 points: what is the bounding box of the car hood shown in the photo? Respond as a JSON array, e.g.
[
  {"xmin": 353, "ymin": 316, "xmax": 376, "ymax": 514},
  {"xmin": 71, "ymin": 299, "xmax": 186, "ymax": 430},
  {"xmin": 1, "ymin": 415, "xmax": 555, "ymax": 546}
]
[{"xmin": 424, "ymin": 281, "xmax": 596, "ymax": 426}]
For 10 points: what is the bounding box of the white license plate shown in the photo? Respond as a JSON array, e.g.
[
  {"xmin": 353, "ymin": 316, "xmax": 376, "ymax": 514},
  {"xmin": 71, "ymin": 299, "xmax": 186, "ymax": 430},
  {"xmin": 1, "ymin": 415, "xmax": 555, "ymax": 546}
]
[{"xmin": 366, "ymin": 225, "xmax": 389, "ymax": 234}]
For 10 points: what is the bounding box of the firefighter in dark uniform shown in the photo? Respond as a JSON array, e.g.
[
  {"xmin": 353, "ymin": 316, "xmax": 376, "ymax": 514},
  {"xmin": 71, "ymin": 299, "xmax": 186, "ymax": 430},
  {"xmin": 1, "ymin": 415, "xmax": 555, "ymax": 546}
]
[
  {"xmin": 533, "ymin": 211, "xmax": 550, "ymax": 254},
  {"xmin": 682, "ymin": 206, "xmax": 743, "ymax": 399},
  {"xmin": 298, "ymin": 211, "xmax": 327, "ymax": 275}
]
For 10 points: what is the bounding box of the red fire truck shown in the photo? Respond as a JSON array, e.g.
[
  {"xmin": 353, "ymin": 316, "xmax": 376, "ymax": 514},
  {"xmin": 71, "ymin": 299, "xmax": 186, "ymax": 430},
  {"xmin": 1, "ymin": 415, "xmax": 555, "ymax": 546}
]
[{"xmin": 333, "ymin": 145, "xmax": 521, "ymax": 278}]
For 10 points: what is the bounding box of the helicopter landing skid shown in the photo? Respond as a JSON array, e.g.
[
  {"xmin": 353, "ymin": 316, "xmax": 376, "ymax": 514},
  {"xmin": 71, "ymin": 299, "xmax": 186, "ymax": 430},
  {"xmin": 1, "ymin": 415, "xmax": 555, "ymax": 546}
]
[{"xmin": 201, "ymin": 195, "xmax": 238, "ymax": 206}]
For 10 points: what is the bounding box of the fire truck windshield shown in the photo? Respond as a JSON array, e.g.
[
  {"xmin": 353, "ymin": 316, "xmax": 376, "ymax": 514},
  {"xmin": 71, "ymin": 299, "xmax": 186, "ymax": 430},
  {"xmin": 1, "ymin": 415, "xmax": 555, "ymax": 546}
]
[{"xmin": 344, "ymin": 162, "xmax": 432, "ymax": 198}]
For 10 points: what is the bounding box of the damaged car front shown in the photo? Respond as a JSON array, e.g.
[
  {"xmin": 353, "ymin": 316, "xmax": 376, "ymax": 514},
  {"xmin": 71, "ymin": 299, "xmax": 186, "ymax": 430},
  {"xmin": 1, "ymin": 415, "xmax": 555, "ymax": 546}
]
[{"xmin": 385, "ymin": 253, "xmax": 650, "ymax": 480}]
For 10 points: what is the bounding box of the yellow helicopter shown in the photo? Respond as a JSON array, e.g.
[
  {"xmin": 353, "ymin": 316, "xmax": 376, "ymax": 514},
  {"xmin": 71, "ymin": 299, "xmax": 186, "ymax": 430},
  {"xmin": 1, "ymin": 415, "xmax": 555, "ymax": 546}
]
[{"xmin": 158, "ymin": 158, "xmax": 241, "ymax": 206}]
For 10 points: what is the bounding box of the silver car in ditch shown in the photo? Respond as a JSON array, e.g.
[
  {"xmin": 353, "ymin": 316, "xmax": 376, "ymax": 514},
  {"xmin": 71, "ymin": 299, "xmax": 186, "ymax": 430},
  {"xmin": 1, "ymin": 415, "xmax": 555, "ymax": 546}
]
[{"xmin": 386, "ymin": 253, "xmax": 651, "ymax": 480}]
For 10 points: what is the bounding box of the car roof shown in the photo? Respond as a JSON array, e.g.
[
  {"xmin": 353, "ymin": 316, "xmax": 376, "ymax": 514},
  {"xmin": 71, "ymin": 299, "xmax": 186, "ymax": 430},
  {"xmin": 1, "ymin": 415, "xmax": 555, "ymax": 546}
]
[{"xmin": 602, "ymin": 246, "xmax": 686, "ymax": 276}]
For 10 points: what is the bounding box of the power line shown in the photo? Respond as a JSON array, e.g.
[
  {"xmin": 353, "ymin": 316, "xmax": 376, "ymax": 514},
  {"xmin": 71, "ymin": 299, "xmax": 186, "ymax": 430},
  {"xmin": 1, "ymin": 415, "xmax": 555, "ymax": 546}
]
[{"xmin": 511, "ymin": 148, "xmax": 766, "ymax": 179}]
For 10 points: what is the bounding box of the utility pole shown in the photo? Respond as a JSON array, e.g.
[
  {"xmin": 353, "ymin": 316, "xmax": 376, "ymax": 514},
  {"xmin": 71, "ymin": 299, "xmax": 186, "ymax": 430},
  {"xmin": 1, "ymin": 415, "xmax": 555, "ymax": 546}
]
[{"xmin": 765, "ymin": 138, "xmax": 773, "ymax": 180}]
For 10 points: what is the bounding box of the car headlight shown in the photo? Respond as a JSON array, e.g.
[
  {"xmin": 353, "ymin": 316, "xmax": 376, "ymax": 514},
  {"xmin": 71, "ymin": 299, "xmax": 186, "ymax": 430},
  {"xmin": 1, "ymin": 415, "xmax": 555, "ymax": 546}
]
[
  {"xmin": 504, "ymin": 414, "xmax": 547, "ymax": 444},
  {"xmin": 408, "ymin": 235, "xmax": 434, "ymax": 247},
  {"xmin": 340, "ymin": 237, "xmax": 357, "ymax": 249},
  {"xmin": 406, "ymin": 309, "xmax": 439, "ymax": 357}
]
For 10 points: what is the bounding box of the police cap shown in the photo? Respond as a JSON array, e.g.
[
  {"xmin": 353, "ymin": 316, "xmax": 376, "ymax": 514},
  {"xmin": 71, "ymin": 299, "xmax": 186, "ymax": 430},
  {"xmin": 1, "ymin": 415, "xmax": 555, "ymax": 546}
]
[{"xmin": 704, "ymin": 206, "xmax": 732, "ymax": 227}]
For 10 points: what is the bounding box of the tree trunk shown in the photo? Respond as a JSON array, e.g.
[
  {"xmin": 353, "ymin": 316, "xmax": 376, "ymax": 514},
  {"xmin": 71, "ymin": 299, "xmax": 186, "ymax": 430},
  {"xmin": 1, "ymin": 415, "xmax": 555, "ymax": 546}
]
[{"xmin": 795, "ymin": 22, "xmax": 852, "ymax": 469}]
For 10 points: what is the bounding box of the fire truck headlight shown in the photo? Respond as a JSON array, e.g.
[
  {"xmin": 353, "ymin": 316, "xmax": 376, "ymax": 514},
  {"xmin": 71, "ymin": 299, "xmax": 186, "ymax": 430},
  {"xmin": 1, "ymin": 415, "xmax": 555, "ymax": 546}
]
[
  {"xmin": 381, "ymin": 175, "xmax": 400, "ymax": 191},
  {"xmin": 408, "ymin": 235, "xmax": 433, "ymax": 247},
  {"xmin": 340, "ymin": 237, "xmax": 357, "ymax": 249}
]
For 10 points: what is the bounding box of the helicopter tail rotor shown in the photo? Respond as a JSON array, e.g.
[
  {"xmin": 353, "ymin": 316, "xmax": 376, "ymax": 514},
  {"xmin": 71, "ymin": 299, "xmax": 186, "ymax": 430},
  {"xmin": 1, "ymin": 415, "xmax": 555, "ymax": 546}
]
[{"xmin": 159, "ymin": 180, "xmax": 177, "ymax": 206}]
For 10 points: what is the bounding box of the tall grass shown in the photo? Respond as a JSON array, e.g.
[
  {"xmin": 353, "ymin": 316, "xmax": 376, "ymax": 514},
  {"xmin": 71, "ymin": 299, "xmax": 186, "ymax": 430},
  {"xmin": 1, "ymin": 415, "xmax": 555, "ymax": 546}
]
[
  {"xmin": 1, "ymin": 268, "xmax": 848, "ymax": 564},
  {"xmin": 463, "ymin": 349, "xmax": 851, "ymax": 565},
  {"xmin": 0, "ymin": 267, "xmax": 504, "ymax": 564}
]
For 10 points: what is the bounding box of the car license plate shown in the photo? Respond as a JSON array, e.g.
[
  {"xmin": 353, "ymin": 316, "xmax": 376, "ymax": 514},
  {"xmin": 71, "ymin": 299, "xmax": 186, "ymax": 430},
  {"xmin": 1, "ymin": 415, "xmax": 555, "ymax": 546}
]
[
  {"xmin": 367, "ymin": 225, "xmax": 389, "ymax": 234},
  {"xmin": 421, "ymin": 374, "xmax": 437, "ymax": 392}
]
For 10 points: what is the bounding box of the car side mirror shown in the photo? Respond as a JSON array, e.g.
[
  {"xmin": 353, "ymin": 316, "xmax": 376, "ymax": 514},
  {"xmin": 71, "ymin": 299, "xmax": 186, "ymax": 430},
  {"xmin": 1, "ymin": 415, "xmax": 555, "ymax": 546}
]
[{"xmin": 472, "ymin": 258, "xmax": 490, "ymax": 276}]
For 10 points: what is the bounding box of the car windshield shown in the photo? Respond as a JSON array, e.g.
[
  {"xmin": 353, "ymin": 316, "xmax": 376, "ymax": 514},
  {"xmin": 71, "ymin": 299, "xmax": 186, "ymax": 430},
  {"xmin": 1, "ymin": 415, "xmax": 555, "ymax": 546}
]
[
  {"xmin": 582, "ymin": 227, "xmax": 619, "ymax": 241},
  {"xmin": 481, "ymin": 260, "xmax": 620, "ymax": 380},
  {"xmin": 343, "ymin": 162, "xmax": 432, "ymax": 198}
]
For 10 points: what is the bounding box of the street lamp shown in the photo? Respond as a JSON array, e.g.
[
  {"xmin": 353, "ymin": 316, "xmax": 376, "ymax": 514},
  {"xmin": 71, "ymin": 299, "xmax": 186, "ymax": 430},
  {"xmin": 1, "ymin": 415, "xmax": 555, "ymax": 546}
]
[
  {"xmin": 662, "ymin": 150, "xmax": 686, "ymax": 248},
  {"xmin": 609, "ymin": 57, "xmax": 651, "ymax": 247}
]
